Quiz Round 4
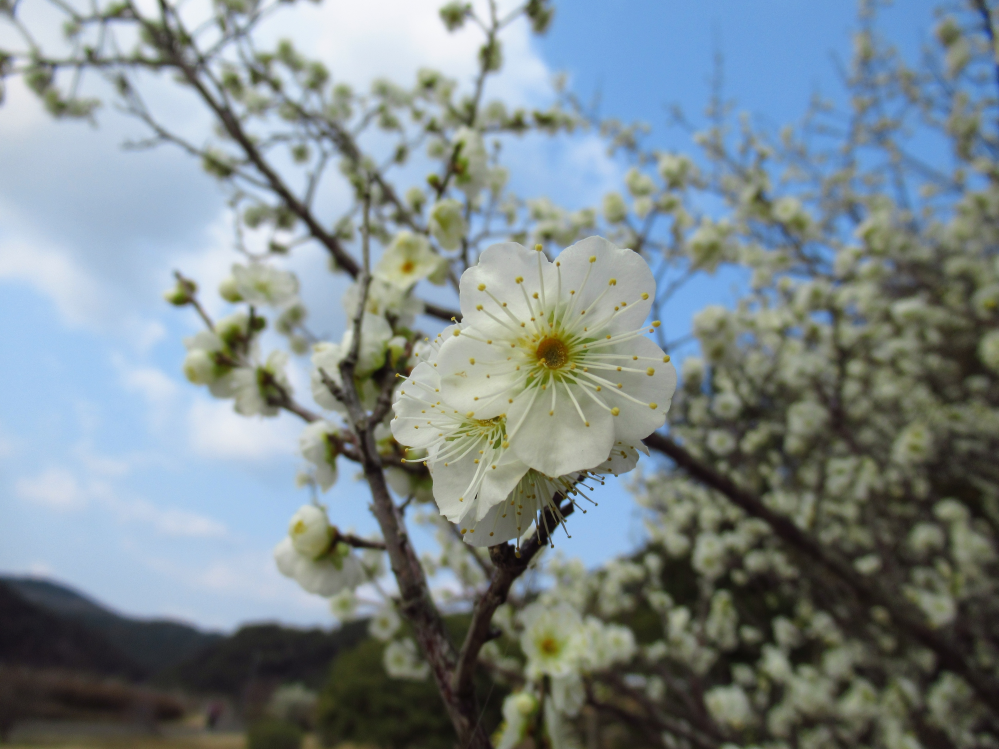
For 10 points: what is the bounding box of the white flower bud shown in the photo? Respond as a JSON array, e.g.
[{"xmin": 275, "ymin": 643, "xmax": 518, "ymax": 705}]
[
  {"xmin": 428, "ymin": 198, "xmax": 467, "ymax": 250},
  {"xmin": 288, "ymin": 504, "xmax": 332, "ymax": 559},
  {"xmin": 183, "ymin": 349, "xmax": 215, "ymax": 385}
]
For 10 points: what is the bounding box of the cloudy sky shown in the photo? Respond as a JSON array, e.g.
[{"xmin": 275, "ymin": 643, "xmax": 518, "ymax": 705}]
[{"xmin": 0, "ymin": 0, "xmax": 937, "ymax": 631}]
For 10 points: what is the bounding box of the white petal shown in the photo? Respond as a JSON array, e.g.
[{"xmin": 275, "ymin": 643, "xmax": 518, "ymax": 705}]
[
  {"xmin": 430, "ymin": 445, "xmax": 482, "ymax": 522},
  {"xmin": 391, "ymin": 362, "xmax": 449, "ymax": 450},
  {"xmin": 596, "ymin": 336, "xmax": 677, "ymax": 444},
  {"xmin": 462, "ymin": 484, "xmax": 543, "ymax": 547},
  {"xmin": 594, "ymin": 441, "xmax": 642, "ymax": 477},
  {"xmin": 457, "ymin": 242, "xmax": 554, "ymax": 332},
  {"xmin": 507, "ymin": 382, "xmax": 614, "ymax": 476},
  {"xmin": 436, "ymin": 332, "xmax": 522, "ymax": 419},
  {"xmin": 556, "ymin": 236, "xmax": 654, "ymax": 334}
]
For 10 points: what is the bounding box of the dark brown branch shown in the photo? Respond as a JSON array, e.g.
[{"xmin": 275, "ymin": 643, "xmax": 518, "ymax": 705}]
[
  {"xmin": 643, "ymin": 431, "xmax": 999, "ymax": 712},
  {"xmin": 332, "ymin": 529, "xmax": 386, "ymax": 551},
  {"xmin": 452, "ymin": 499, "xmax": 574, "ymax": 703}
]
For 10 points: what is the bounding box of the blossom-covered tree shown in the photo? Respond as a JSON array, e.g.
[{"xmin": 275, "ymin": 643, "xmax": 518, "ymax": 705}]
[{"xmin": 4, "ymin": 0, "xmax": 999, "ymax": 747}]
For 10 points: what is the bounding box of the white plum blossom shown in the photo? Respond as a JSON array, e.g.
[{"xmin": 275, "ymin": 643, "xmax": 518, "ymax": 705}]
[
  {"xmin": 705, "ymin": 684, "xmax": 754, "ymax": 730},
  {"xmin": 452, "ymin": 126, "xmax": 489, "ymax": 196},
  {"xmin": 299, "ymin": 420, "xmax": 339, "ymax": 491},
  {"xmin": 602, "ymin": 192, "xmax": 628, "ymax": 223},
  {"xmin": 393, "ymin": 317, "xmax": 651, "ymax": 547},
  {"xmin": 374, "ymin": 230, "xmax": 449, "ymax": 288},
  {"xmin": 273, "ymin": 505, "xmax": 364, "ymax": 596},
  {"xmin": 383, "ymin": 638, "xmax": 430, "ymax": 681},
  {"xmin": 229, "ymin": 350, "xmax": 290, "ymax": 417},
  {"xmin": 311, "ymin": 313, "xmax": 393, "ymax": 413},
  {"xmin": 435, "ymin": 238, "xmax": 676, "ymax": 478},
  {"xmin": 328, "ymin": 588, "xmax": 358, "ymax": 621},
  {"xmin": 429, "ymin": 198, "xmax": 467, "ymax": 250},
  {"xmin": 520, "ymin": 602, "xmax": 584, "ymax": 679},
  {"xmin": 369, "ymin": 605, "xmax": 402, "ymax": 641},
  {"xmin": 495, "ymin": 692, "xmax": 538, "ymax": 749},
  {"xmin": 231, "ymin": 263, "xmax": 299, "ymax": 307},
  {"xmin": 287, "ymin": 504, "xmax": 333, "ymax": 558},
  {"xmin": 342, "ymin": 277, "xmax": 424, "ymax": 327}
]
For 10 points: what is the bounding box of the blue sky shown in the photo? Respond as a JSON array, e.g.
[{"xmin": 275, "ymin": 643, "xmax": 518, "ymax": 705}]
[{"xmin": 0, "ymin": 0, "xmax": 939, "ymax": 630}]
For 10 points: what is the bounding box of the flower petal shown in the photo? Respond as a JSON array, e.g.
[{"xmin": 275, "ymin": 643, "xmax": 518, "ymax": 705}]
[
  {"xmin": 507, "ymin": 381, "xmax": 614, "ymax": 476},
  {"xmin": 556, "ymin": 236, "xmax": 654, "ymax": 334}
]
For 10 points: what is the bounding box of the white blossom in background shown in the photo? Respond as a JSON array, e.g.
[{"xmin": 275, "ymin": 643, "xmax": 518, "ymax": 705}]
[
  {"xmin": 231, "ymin": 263, "xmax": 299, "ymax": 307},
  {"xmin": 428, "ymin": 198, "xmax": 468, "ymax": 250},
  {"xmin": 374, "ymin": 231, "xmax": 449, "ymax": 288},
  {"xmin": 368, "ymin": 605, "xmax": 402, "ymax": 641},
  {"xmin": 383, "ymin": 638, "xmax": 430, "ymax": 681},
  {"xmin": 299, "ymin": 421, "xmax": 339, "ymax": 491},
  {"xmin": 452, "ymin": 126, "xmax": 489, "ymax": 197}
]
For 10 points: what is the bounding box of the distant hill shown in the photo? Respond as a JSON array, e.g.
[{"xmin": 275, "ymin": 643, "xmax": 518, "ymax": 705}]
[
  {"xmin": 158, "ymin": 620, "xmax": 369, "ymax": 695},
  {"xmin": 0, "ymin": 581, "xmax": 142, "ymax": 678},
  {"xmin": 0, "ymin": 575, "xmax": 372, "ymax": 699},
  {"xmin": 1, "ymin": 576, "xmax": 222, "ymax": 677}
]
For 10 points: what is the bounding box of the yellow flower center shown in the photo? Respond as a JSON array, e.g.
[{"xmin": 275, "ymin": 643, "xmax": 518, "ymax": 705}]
[
  {"xmin": 401, "ymin": 260, "xmax": 416, "ymax": 274},
  {"xmin": 536, "ymin": 337, "xmax": 568, "ymax": 369},
  {"xmin": 539, "ymin": 636, "xmax": 560, "ymax": 656}
]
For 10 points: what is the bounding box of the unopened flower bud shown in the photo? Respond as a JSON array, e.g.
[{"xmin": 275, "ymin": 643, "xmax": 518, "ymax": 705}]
[
  {"xmin": 288, "ymin": 504, "xmax": 333, "ymax": 559},
  {"xmin": 183, "ymin": 349, "xmax": 215, "ymax": 384},
  {"xmin": 163, "ymin": 278, "xmax": 196, "ymax": 306},
  {"xmin": 219, "ymin": 275, "xmax": 242, "ymax": 303}
]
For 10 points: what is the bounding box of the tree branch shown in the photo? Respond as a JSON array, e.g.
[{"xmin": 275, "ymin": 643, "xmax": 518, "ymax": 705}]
[{"xmin": 452, "ymin": 499, "xmax": 573, "ymax": 704}]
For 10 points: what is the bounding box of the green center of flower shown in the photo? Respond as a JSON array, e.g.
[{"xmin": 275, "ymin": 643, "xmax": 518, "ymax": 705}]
[{"xmin": 536, "ymin": 337, "xmax": 568, "ymax": 369}]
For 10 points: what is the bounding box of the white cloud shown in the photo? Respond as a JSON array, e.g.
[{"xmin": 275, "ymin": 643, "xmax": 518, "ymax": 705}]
[
  {"xmin": 187, "ymin": 397, "xmax": 299, "ymax": 461},
  {"xmin": 0, "ymin": 234, "xmax": 114, "ymax": 328},
  {"xmin": 15, "ymin": 468, "xmax": 86, "ymax": 510},
  {"xmin": 113, "ymin": 355, "xmax": 181, "ymax": 430},
  {"xmin": 14, "ymin": 465, "xmax": 227, "ymax": 537},
  {"xmin": 71, "ymin": 442, "xmax": 132, "ymax": 478}
]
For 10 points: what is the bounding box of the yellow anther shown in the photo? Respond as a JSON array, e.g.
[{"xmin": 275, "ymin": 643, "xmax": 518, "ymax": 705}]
[
  {"xmin": 532, "ymin": 292, "xmax": 539, "ymax": 299},
  {"xmin": 652, "ymin": 320, "xmax": 661, "ymax": 328},
  {"xmin": 535, "ymin": 244, "xmax": 543, "ymax": 251},
  {"xmin": 641, "ymin": 292, "xmax": 649, "ymax": 300},
  {"xmin": 650, "ymin": 402, "xmax": 658, "ymax": 409},
  {"xmin": 515, "ymin": 276, "xmax": 524, "ymax": 283},
  {"xmin": 502, "ymin": 441, "xmax": 509, "ymax": 448},
  {"xmin": 549, "ymin": 410, "xmax": 554, "ymax": 416},
  {"xmin": 663, "ymin": 354, "xmax": 671, "ymax": 362},
  {"xmin": 609, "ymin": 278, "xmax": 617, "ymax": 285},
  {"xmin": 460, "ymin": 528, "xmax": 467, "ymax": 534},
  {"xmin": 453, "ymin": 329, "xmax": 460, "ymax": 336},
  {"xmin": 476, "ymin": 304, "xmax": 483, "ymax": 310},
  {"xmin": 469, "ymin": 357, "xmax": 475, "ymax": 364},
  {"xmin": 611, "ymin": 407, "xmax": 620, "ymax": 416},
  {"xmin": 466, "ymin": 411, "xmax": 475, "ymax": 418},
  {"xmin": 478, "ymin": 283, "xmax": 486, "ymax": 291},
  {"xmin": 647, "ymin": 367, "xmax": 655, "ymax": 376},
  {"xmin": 589, "ymin": 256, "xmax": 597, "ymax": 263}
]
